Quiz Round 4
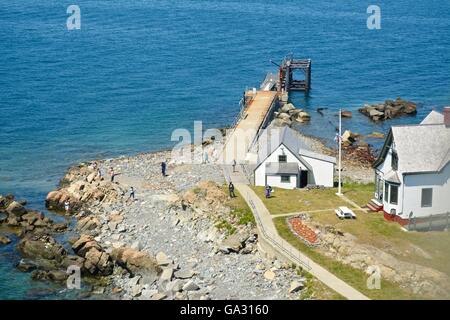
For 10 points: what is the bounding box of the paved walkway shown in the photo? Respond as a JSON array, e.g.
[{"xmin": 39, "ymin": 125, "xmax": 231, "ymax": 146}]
[
  {"xmin": 236, "ymin": 183, "xmax": 369, "ymax": 300},
  {"xmin": 222, "ymin": 165, "xmax": 369, "ymax": 300}
]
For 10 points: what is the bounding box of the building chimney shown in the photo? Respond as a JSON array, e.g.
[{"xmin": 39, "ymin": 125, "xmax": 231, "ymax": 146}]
[{"xmin": 445, "ymin": 107, "xmax": 450, "ymax": 127}]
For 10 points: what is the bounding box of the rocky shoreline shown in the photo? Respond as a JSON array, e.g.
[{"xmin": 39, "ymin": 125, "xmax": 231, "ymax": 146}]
[
  {"xmin": 1, "ymin": 150, "xmax": 321, "ymax": 300},
  {"xmin": 1, "ymin": 97, "xmax": 415, "ymax": 299}
]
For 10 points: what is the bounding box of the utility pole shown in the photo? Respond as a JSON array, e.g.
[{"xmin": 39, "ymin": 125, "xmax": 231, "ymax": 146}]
[{"xmin": 336, "ymin": 108, "xmax": 343, "ymax": 196}]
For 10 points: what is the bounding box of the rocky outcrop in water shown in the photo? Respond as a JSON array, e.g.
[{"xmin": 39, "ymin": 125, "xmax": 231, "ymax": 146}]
[
  {"xmin": 273, "ymin": 103, "xmax": 310, "ymax": 127},
  {"xmin": 0, "ymin": 194, "xmax": 68, "ymax": 235},
  {"xmin": 358, "ymin": 97, "xmax": 417, "ymax": 121},
  {"xmin": 72, "ymin": 234, "xmax": 114, "ymax": 276}
]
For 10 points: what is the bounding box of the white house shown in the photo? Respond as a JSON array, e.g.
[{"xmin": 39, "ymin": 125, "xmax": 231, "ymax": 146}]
[
  {"xmin": 254, "ymin": 126, "xmax": 336, "ymax": 189},
  {"xmin": 370, "ymin": 107, "xmax": 450, "ymax": 225}
]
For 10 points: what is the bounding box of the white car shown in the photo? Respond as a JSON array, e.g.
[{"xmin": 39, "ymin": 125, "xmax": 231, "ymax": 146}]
[{"xmin": 335, "ymin": 206, "xmax": 356, "ymax": 219}]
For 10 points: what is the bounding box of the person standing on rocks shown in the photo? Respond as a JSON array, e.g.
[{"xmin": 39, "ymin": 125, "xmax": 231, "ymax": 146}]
[
  {"xmin": 64, "ymin": 200, "xmax": 70, "ymax": 213},
  {"xmin": 161, "ymin": 161, "xmax": 167, "ymax": 177},
  {"xmin": 228, "ymin": 182, "xmax": 236, "ymax": 198},
  {"xmin": 109, "ymin": 167, "xmax": 116, "ymax": 182},
  {"xmin": 96, "ymin": 168, "xmax": 102, "ymax": 179},
  {"xmin": 127, "ymin": 187, "xmax": 135, "ymax": 202}
]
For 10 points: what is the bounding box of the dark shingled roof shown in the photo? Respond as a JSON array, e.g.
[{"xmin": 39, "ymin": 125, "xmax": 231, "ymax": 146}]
[{"xmin": 265, "ymin": 162, "xmax": 300, "ymax": 175}]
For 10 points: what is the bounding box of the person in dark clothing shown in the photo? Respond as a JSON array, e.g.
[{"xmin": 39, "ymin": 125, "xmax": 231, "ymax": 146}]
[
  {"xmin": 265, "ymin": 185, "xmax": 272, "ymax": 199},
  {"xmin": 128, "ymin": 187, "xmax": 135, "ymax": 202},
  {"xmin": 109, "ymin": 167, "xmax": 116, "ymax": 182},
  {"xmin": 229, "ymin": 182, "xmax": 236, "ymax": 198},
  {"xmin": 161, "ymin": 161, "xmax": 167, "ymax": 176}
]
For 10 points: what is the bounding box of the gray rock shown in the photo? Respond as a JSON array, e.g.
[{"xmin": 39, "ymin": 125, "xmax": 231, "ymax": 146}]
[
  {"xmin": 150, "ymin": 292, "xmax": 167, "ymax": 300},
  {"xmin": 280, "ymin": 103, "xmax": 296, "ymax": 113},
  {"xmin": 263, "ymin": 270, "xmax": 276, "ymax": 281},
  {"xmin": 174, "ymin": 269, "xmax": 195, "ymax": 279},
  {"xmin": 289, "ymin": 280, "xmax": 305, "ymax": 293},
  {"xmin": 128, "ymin": 275, "xmax": 141, "ymax": 287},
  {"xmin": 160, "ymin": 267, "xmax": 174, "ymax": 282},
  {"xmin": 131, "ymin": 284, "xmax": 143, "ymax": 297},
  {"xmin": 140, "ymin": 289, "xmax": 158, "ymax": 300},
  {"xmin": 166, "ymin": 279, "xmax": 183, "ymax": 293},
  {"xmin": 156, "ymin": 251, "xmax": 171, "ymax": 266},
  {"xmin": 182, "ymin": 280, "xmax": 200, "ymax": 291}
]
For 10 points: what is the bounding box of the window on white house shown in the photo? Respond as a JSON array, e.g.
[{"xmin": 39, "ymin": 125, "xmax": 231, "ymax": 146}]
[
  {"xmin": 384, "ymin": 182, "xmax": 389, "ymax": 201},
  {"xmin": 278, "ymin": 155, "xmax": 287, "ymax": 163},
  {"xmin": 390, "ymin": 185, "xmax": 398, "ymax": 205},
  {"xmin": 281, "ymin": 175, "xmax": 290, "ymax": 183},
  {"xmin": 421, "ymin": 188, "xmax": 433, "ymax": 207},
  {"xmin": 391, "ymin": 151, "xmax": 398, "ymax": 171}
]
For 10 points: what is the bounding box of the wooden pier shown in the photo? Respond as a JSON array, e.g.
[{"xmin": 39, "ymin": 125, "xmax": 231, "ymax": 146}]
[
  {"xmin": 223, "ymin": 55, "xmax": 311, "ymax": 164},
  {"xmin": 223, "ymin": 91, "xmax": 279, "ymax": 163}
]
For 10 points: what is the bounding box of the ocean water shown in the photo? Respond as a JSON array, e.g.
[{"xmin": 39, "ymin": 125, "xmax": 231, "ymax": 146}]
[{"xmin": 0, "ymin": 0, "xmax": 449, "ymax": 299}]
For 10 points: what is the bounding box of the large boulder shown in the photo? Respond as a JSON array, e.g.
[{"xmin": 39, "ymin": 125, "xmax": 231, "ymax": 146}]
[
  {"xmin": 77, "ymin": 216, "xmax": 101, "ymax": 233},
  {"xmin": 71, "ymin": 234, "xmax": 113, "ymax": 275},
  {"xmin": 294, "ymin": 111, "xmax": 311, "ymax": 123},
  {"xmin": 16, "ymin": 234, "xmax": 67, "ymax": 267},
  {"xmin": 21, "ymin": 211, "xmax": 44, "ymax": 225},
  {"xmin": 72, "ymin": 234, "xmax": 102, "ymax": 256},
  {"xmin": 280, "ymin": 103, "xmax": 296, "ymax": 113},
  {"xmin": 111, "ymin": 247, "xmax": 161, "ymax": 281},
  {"xmin": 84, "ymin": 247, "xmax": 113, "ymax": 276},
  {"xmin": 45, "ymin": 191, "xmax": 64, "ymax": 210},
  {"xmin": 341, "ymin": 111, "xmax": 352, "ymax": 118},
  {"xmin": 0, "ymin": 235, "xmax": 11, "ymax": 245},
  {"xmin": 277, "ymin": 112, "xmax": 291, "ymax": 121},
  {"xmin": 6, "ymin": 201, "xmax": 27, "ymax": 217}
]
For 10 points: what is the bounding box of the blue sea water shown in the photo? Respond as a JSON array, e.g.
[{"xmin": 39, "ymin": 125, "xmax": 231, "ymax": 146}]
[{"xmin": 0, "ymin": 0, "xmax": 449, "ymax": 299}]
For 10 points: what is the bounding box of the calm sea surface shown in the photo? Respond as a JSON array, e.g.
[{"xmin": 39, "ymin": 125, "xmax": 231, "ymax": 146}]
[{"xmin": 1, "ymin": 0, "xmax": 449, "ymax": 299}]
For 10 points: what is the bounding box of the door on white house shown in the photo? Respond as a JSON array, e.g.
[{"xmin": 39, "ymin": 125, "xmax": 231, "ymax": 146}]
[{"xmin": 299, "ymin": 170, "xmax": 308, "ymax": 188}]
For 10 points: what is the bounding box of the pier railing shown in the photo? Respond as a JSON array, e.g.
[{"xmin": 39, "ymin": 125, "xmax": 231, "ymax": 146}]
[
  {"xmin": 247, "ymin": 194, "xmax": 311, "ymax": 271},
  {"xmin": 221, "ymin": 166, "xmax": 311, "ymax": 271}
]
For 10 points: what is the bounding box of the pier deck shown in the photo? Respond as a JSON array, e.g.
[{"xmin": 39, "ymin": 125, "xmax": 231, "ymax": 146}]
[
  {"xmin": 224, "ymin": 90, "xmax": 278, "ymax": 163},
  {"xmin": 236, "ymin": 91, "xmax": 278, "ymax": 132}
]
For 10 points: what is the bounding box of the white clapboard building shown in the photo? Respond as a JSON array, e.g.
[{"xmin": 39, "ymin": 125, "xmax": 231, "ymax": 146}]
[
  {"xmin": 254, "ymin": 126, "xmax": 336, "ymax": 189},
  {"xmin": 369, "ymin": 107, "xmax": 450, "ymax": 225}
]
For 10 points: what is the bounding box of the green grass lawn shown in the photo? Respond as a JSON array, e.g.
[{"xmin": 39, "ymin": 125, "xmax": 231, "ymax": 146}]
[
  {"xmin": 274, "ymin": 217, "xmax": 427, "ymax": 300},
  {"xmin": 251, "ymin": 182, "xmax": 374, "ymax": 215},
  {"xmin": 253, "ymin": 182, "xmax": 450, "ymax": 299},
  {"xmin": 308, "ymin": 210, "xmax": 450, "ymax": 278}
]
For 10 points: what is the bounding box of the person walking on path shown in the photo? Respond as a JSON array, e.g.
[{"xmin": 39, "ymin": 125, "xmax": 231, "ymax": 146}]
[
  {"xmin": 127, "ymin": 187, "xmax": 135, "ymax": 202},
  {"xmin": 161, "ymin": 161, "xmax": 167, "ymax": 177},
  {"xmin": 229, "ymin": 182, "xmax": 236, "ymax": 198},
  {"xmin": 232, "ymin": 159, "xmax": 237, "ymax": 172},
  {"xmin": 265, "ymin": 185, "xmax": 272, "ymax": 199}
]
